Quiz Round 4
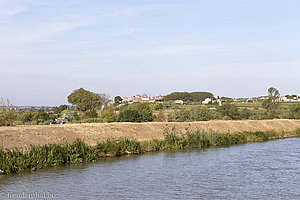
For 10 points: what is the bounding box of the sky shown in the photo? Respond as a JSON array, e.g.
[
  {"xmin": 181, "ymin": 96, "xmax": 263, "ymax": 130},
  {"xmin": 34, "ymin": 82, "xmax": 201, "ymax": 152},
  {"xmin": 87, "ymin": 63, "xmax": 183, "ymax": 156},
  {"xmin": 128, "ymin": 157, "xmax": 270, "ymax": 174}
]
[{"xmin": 0, "ymin": 0, "xmax": 299, "ymax": 106}]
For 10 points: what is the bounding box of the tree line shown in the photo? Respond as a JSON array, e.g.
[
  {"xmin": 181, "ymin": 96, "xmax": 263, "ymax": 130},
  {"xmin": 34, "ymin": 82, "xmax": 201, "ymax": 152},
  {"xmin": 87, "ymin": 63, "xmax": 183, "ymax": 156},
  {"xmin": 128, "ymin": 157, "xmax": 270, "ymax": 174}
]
[
  {"xmin": 1, "ymin": 87, "xmax": 300, "ymax": 126},
  {"xmin": 164, "ymin": 92, "xmax": 214, "ymax": 102}
]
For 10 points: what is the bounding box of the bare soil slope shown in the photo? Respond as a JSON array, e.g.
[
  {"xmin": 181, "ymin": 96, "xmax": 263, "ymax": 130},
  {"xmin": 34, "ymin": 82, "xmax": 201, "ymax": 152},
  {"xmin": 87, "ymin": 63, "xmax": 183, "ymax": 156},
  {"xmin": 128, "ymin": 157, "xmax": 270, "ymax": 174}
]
[{"xmin": 1, "ymin": 119, "xmax": 300, "ymax": 149}]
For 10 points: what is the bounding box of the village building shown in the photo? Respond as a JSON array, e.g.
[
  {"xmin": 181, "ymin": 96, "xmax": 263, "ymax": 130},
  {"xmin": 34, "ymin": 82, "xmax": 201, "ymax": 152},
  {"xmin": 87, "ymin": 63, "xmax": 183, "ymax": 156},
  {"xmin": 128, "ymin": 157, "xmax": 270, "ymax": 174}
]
[
  {"xmin": 122, "ymin": 94, "xmax": 163, "ymax": 103},
  {"xmin": 279, "ymin": 96, "xmax": 300, "ymax": 102},
  {"xmin": 174, "ymin": 100, "xmax": 184, "ymax": 104},
  {"xmin": 202, "ymin": 98, "xmax": 212, "ymax": 104}
]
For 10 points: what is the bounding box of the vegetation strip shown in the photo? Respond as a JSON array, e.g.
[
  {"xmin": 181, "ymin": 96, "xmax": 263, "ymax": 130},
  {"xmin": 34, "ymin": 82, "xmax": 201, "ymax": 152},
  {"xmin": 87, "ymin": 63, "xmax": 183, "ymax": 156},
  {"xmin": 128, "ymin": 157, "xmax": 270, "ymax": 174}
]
[{"xmin": 1, "ymin": 129, "xmax": 299, "ymax": 175}]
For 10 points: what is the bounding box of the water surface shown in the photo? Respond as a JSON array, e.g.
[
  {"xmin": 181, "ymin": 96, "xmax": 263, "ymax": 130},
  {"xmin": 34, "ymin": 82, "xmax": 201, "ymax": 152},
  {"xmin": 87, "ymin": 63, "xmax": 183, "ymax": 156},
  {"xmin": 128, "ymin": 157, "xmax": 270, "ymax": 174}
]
[{"xmin": 1, "ymin": 138, "xmax": 299, "ymax": 199}]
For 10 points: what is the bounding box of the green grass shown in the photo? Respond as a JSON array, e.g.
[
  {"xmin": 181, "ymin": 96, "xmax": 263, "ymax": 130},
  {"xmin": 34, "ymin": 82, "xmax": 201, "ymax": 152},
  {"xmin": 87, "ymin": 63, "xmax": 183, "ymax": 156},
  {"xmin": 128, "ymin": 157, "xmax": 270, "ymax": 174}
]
[
  {"xmin": 233, "ymin": 102, "xmax": 262, "ymax": 107},
  {"xmin": 1, "ymin": 129, "xmax": 299, "ymax": 175}
]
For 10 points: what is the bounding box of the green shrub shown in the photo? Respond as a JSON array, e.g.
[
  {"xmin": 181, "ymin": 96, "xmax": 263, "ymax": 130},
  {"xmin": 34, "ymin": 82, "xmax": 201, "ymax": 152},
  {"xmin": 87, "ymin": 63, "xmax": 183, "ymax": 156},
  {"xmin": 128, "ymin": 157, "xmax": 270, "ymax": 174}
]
[
  {"xmin": 20, "ymin": 112, "xmax": 35, "ymax": 122},
  {"xmin": 118, "ymin": 109, "xmax": 141, "ymax": 122},
  {"xmin": 86, "ymin": 110, "xmax": 98, "ymax": 118},
  {"xmin": 0, "ymin": 99, "xmax": 17, "ymax": 126},
  {"xmin": 190, "ymin": 106, "xmax": 221, "ymax": 121},
  {"xmin": 153, "ymin": 103, "xmax": 164, "ymax": 110},
  {"xmin": 101, "ymin": 109, "xmax": 117, "ymax": 122},
  {"xmin": 216, "ymin": 103, "xmax": 241, "ymax": 120}
]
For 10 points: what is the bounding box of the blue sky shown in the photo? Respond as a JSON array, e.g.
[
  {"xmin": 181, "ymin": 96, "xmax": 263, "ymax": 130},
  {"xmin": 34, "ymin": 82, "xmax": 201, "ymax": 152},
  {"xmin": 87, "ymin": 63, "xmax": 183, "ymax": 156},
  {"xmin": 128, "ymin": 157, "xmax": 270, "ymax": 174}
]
[{"xmin": 0, "ymin": 0, "xmax": 299, "ymax": 105}]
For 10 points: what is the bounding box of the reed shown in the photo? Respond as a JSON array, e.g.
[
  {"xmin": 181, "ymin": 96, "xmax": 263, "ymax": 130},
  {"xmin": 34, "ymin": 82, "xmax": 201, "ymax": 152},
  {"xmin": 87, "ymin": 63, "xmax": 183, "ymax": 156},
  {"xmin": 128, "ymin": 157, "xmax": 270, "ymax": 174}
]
[{"xmin": 1, "ymin": 129, "xmax": 299, "ymax": 174}]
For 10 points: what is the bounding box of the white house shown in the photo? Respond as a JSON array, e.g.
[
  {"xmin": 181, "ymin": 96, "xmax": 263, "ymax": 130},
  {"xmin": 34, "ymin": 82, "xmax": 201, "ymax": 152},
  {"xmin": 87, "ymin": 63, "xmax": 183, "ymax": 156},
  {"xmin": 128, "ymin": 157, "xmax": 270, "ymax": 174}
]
[
  {"xmin": 174, "ymin": 100, "xmax": 184, "ymax": 104},
  {"xmin": 202, "ymin": 98, "xmax": 212, "ymax": 104}
]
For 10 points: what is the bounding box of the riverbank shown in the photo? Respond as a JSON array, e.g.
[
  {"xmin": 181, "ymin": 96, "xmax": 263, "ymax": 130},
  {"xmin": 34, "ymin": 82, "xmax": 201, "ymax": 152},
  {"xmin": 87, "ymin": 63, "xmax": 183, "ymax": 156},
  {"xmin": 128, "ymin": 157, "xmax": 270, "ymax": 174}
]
[
  {"xmin": 1, "ymin": 128, "xmax": 300, "ymax": 174},
  {"xmin": 1, "ymin": 119, "xmax": 300, "ymax": 149}
]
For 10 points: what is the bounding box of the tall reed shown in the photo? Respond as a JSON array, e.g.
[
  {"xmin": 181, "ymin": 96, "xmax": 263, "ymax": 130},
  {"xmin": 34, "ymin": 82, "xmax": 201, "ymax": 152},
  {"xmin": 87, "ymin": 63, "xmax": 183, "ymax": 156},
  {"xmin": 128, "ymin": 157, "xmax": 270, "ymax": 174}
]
[{"xmin": 1, "ymin": 128, "xmax": 299, "ymax": 174}]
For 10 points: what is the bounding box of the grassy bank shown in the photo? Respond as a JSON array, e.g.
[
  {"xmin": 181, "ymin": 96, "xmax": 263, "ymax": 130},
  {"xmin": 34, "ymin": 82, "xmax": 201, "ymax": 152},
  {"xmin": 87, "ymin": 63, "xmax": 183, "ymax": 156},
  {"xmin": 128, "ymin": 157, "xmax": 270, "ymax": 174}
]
[{"xmin": 1, "ymin": 129, "xmax": 300, "ymax": 174}]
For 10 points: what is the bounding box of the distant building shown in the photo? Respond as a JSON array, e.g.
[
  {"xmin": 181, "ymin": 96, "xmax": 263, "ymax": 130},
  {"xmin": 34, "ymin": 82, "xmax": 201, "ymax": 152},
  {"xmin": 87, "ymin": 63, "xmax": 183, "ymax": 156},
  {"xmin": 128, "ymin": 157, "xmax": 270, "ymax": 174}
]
[
  {"xmin": 216, "ymin": 99, "xmax": 226, "ymax": 106},
  {"xmin": 174, "ymin": 100, "xmax": 184, "ymax": 104},
  {"xmin": 122, "ymin": 94, "xmax": 163, "ymax": 103},
  {"xmin": 279, "ymin": 96, "xmax": 300, "ymax": 102},
  {"xmin": 202, "ymin": 98, "xmax": 212, "ymax": 104}
]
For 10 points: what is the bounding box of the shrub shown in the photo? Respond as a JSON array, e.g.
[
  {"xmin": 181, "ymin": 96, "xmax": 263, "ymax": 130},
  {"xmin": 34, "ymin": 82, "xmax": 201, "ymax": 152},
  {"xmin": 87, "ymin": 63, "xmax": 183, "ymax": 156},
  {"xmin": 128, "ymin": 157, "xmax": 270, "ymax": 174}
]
[
  {"xmin": 118, "ymin": 109, "xmax": 141, "ymax": 122},
  {"xmin": 153, "ymin": 103, "xmax": 164, "ymax": 110},
  {"xmin": 168, "ymin": 106, "xmax": 221, "ymax": 122},
  {"xmin": 216, "ymin": 104, "xmax": 241, "ymax": 120},
  {"xmin": 101, "ymin": 109, "xmax": 117, "ymax": 122},
  {"xmin": 0, "ymin": 99, "xmax": 17, "ymax": 126},
  {"xmin": 86, "ymin": 110, "xmax": 98, "ymax": 118},
  {"xmin": 168, "ymin": 109, "xmax": 191, "ymax": 122},
  {"xmin": 20, "ymin": 112, "xmax": 35, "ymax": 122},
  {"xmin": 156, "ymin": 112, "xmax": 167, "ymax": 122},
  {"xmin": 190, "ymin": 106, "xmax": 220, "ymax": 121}
]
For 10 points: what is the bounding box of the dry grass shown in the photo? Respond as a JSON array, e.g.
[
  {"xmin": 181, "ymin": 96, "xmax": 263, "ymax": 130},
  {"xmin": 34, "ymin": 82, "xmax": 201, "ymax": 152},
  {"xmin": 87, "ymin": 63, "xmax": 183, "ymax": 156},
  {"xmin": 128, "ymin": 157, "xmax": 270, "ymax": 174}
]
[{"xmin": 1, "ymin": 119, "xmax": 300, "ymax": 149}]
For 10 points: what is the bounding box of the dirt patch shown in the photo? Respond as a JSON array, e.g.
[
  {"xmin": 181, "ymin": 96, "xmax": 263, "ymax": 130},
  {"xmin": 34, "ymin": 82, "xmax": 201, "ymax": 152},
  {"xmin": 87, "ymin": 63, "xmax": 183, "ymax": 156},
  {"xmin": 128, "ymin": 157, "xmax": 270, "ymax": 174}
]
[{"xmin": 0, "ymin": 119, "xmax": 300, "ymax": 149}]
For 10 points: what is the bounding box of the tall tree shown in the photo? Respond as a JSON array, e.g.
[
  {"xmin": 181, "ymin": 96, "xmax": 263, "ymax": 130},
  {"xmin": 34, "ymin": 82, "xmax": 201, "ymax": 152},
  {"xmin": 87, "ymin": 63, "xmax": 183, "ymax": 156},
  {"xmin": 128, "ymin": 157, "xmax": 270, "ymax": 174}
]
[
  {"xmin": 262, "ymin": 87, "xmax": 280, "ymax": 116},
  {"xmin": 67, "ymin": 88, "xmax": 106, "ymax": 112},
  {"xmin": 268, "ymin": 87, "xmax": 280, "ymax": 101}
]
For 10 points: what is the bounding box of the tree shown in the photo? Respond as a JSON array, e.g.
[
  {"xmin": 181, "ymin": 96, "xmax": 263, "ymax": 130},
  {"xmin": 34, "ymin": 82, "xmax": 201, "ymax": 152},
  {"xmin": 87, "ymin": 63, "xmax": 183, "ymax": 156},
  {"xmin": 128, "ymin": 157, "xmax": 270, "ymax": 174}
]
[
  {"xmin": 262, "ymin": 87, "xmax": 280, "ymax": 116},
  {"xmin": 114, "ymin": 96, "xmax": 123, "ymax": 104},
  {"xmin": 164, "ymin": 92, "xmax": 214, "ymax": 102},
  {"xmin": 67, "ymin": 88, "xmax": 106, "ymax": 112},
  {"xmin": 268, "ymin": 87, "xmax": 280, "ymax": 101},
  {"xmin": 136, "ymin": 103, "xmax": 153, "ymax": 122}
]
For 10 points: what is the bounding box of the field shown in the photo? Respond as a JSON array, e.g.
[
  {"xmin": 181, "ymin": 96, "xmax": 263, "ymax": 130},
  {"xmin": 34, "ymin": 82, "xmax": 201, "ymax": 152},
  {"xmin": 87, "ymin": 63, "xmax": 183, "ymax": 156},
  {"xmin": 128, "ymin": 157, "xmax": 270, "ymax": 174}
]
[{"xmin": 154, "ymin": 101, "xmax": 299, "ymax": 119}]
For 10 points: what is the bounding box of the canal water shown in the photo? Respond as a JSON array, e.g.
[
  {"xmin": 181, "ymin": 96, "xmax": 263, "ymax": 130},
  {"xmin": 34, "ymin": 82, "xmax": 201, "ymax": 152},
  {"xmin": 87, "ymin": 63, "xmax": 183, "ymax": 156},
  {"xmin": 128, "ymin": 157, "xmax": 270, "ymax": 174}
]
[{"xmin": 0, "ymin": 138, "xmax": 299, "ymax": 200}]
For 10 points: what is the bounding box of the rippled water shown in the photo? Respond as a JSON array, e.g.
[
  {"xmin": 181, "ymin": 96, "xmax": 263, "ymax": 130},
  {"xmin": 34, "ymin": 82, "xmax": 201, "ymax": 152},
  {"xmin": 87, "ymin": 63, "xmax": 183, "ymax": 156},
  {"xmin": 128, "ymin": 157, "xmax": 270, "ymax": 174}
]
[{"xmin": 1, "ymin": 138, "xmax": 299, "ymax": 200}]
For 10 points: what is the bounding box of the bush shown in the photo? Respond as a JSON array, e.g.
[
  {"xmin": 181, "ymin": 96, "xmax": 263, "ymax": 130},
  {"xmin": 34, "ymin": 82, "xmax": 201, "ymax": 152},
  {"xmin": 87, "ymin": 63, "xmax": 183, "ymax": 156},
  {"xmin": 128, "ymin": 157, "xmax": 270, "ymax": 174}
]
[
  {"xmin": 20, "ymin": 111, "xmax": 35, "ymax": 122},
  {"xmin": 240, "ymin": 109, "xmax": 252, "ymax": 119},
  {"xmin": 86, "ymin": 110, "xmax": 98, "ymax": 118},
  {"xmin": 0, "ymin": 110, "xmax": 16, "ymax": 126},
  {"xmin": 0, "ymin": 99, "xmax": 17, "ymax": 126},
  {"xmin": 34, "ymin": 109, "xmax": 50, "ymax": 121},
  {"xmin": 118, "ymin": 103, "xmax": 154, "ymax": 122},
  {"xmin": 190, "ymin": 106, "xmax": 220, "ymax": 121},
  {"xmin": 168, "ymin": 109, "xmax": 191, "ymax": 122},
  {"xmin": 69, "ymin": 112, "xmax": 81, "ymax": 121},
  {"xmin": 216, "ymin": 104, "xmax": 241, "ymax": 120},
  {"xmin": 153, "ymin": 103, "xmax": 164, "ymax": 110},
  {"xmin": 156, "ymin": 112, "xmax": 167, "ymax": 122},
  {"xmin": 168, "ymin": 106, "xmax": 221, "ymax": 122},
  {"xmin": 118, "ymin": 109, "xmax": 141, "ymax": 122},
  {"xmin": 101, "ymin": 109, "xmax": 117, "ymax": 122}
]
